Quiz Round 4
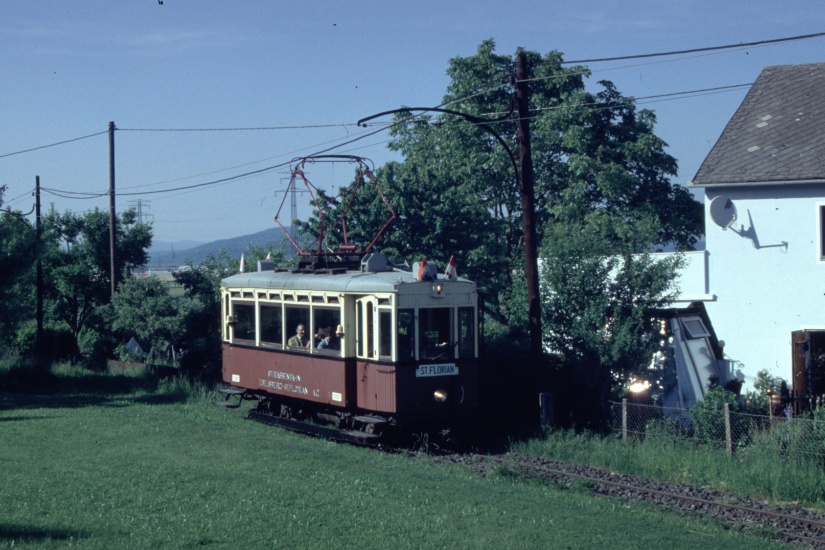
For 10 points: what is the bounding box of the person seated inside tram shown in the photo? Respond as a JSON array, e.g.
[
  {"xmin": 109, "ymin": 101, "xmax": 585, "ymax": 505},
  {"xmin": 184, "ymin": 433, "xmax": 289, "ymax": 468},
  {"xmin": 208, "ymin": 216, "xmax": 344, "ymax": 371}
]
[
  {"xmin": 316, "ymin": 327, "xmax": 332, "ymax": 349},
  {"xmin": 287, "ymin": 323, "xmax": 309, "ymax": 347}
]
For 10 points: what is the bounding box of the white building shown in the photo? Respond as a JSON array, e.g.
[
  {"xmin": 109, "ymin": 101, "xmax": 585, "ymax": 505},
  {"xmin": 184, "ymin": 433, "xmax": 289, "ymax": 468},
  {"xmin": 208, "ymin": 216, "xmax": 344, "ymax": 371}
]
[{"xmin": 683, "ymin": 62, "xmax": 825, "ymax": 393}]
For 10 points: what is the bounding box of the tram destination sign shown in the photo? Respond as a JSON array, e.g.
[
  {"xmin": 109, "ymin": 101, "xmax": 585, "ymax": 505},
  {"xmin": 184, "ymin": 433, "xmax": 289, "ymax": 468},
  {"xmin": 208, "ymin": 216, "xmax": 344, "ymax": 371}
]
[{"xmin": 415, "ymin": 363, "xmax": 458, "ymax": 377}]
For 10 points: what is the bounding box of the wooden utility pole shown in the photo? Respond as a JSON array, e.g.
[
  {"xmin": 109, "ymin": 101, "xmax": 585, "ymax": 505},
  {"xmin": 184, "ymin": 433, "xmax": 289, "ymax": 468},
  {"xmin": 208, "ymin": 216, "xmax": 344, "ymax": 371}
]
[
  {"xmin": 108, "ymin": 121, "xmax": 117, "ymax": 299},
  {"xmin": 35, "ymin": 175, "xmax": 43, "ymax": 342},
  {"xmin": 516, "ymin": 52, "xmax": 543, "ymax": 363}
]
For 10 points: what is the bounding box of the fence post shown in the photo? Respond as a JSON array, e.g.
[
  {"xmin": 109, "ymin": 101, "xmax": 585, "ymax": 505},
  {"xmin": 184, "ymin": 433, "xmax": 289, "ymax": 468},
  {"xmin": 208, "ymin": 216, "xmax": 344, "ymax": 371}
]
[
  {"xmin": 539, "ymin": 392, "xmax": 554, "ymax": 429},
  {"xmin": 622, "ymin": 398, "xmax": 628, "ymax": 442},
  {"xmin": 724, "ymin": 402, "xmax": 732, "ymax": 456}
]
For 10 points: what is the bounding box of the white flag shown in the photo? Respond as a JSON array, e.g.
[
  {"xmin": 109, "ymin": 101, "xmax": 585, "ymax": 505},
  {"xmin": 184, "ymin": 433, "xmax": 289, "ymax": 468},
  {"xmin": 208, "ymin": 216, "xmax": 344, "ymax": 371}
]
[{"xmin": 445, "ymin": 255, "xmax": 457, "ymax": 280}]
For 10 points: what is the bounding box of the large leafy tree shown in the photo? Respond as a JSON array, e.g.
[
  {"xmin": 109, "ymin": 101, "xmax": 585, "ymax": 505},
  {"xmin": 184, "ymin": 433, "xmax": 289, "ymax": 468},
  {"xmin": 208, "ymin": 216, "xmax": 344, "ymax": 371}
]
[
  {"xmin": 41, "ymin": 207, "xmax": 152, "ymax": 354},
  {"xmin": 309, "ymin": 41, "xmax": 702, "ymax": 428},
  {"xmin": 316, "ymin": 40, "xmax": 700, "ymax": 323},
  {"xmin": 0, "ymin": 187, "xmax": 37, "ymax": 347}
]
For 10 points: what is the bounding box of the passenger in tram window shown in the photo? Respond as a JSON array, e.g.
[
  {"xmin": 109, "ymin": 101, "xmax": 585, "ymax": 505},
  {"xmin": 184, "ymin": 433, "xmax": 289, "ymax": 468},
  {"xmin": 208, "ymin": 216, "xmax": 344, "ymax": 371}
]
[
  {"xmin": 287, "ymin": 324, "xmax": 309, "ymax": 347},
  {"xmin": 316, "ymin": 327, "xmax": 332, "ymax": 349}
]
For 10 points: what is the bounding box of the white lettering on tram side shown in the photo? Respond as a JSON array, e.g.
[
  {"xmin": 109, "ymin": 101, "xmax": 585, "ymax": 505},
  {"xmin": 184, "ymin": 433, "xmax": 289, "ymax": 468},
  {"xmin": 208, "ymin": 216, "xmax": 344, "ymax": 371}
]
[
  {"xmin": 260, "ymin": 370, "xmax": 309, "ymax": 395},
  {"xmin": 415, "ymin": 364, "xmax": 459, "ymax": 378},
  {"xmin": 266, "ymin": 370, "xmax": 301, "ymax": 382},
  {"xmin": 258, "ymin": 379, "xmax": 310, "ymax": 395}
]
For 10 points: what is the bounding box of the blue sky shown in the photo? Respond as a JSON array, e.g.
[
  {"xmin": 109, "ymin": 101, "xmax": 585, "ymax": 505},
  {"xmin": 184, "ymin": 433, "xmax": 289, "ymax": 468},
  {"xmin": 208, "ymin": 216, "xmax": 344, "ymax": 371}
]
[{"xmin": 2, "ymin": 1, "xmax": 825, "ymax": 244}]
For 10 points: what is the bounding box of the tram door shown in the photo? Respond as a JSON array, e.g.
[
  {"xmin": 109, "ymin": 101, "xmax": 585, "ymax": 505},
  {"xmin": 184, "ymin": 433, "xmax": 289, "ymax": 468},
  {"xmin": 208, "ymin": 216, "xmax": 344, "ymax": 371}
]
[{"xmin": 355, "ymin": 297, "xmax": 377, "ymax": 359}]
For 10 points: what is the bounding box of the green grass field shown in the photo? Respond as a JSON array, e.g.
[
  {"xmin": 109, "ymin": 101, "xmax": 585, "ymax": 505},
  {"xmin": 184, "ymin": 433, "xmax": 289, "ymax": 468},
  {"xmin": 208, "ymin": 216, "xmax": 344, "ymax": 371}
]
[{"xmin": 0, "ymin": 369, "xmax": 790, "ymax": 549}]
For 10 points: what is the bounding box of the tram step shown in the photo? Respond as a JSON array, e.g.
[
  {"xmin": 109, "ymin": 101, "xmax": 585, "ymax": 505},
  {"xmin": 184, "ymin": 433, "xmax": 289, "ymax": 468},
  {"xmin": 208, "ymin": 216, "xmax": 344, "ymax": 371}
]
[
  {"xmin": 212, "ymin": 400, "xmax": 241, "ymax": 408},
  {"xmin": 351, "ymin": 415, "xmax": 388, "ymax": 425},
  {"xmin": 219, "ymin": 387, "xmax": 246, "ymax": 396}
]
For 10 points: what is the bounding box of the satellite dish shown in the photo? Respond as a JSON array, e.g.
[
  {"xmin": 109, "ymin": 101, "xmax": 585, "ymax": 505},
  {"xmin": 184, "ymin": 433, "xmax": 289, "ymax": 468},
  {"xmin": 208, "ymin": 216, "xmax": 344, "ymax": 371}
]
[{"xmin": 709, "ymin": 195, "xmax": 737, "ymax": 229}]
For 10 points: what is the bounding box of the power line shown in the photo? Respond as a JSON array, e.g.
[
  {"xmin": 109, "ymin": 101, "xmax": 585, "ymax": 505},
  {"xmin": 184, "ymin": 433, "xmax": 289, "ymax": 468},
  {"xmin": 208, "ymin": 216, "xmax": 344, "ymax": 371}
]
[
  {"xmin": 558, "ymin": 31, "xmax": 825, "ymax": 66},
  {"xmin": 119, "ymin": 123, "xmax": 360, "ymax": 132},
  {"xmin": 0, "ymin": 130, "xmax": 108, "ymax": 159}
]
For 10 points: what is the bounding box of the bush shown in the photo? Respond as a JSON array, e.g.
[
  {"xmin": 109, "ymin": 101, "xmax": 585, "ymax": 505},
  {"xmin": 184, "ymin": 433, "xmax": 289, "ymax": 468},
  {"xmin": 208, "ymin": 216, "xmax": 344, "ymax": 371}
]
[{"xmin": 689, "ymin": 386, "xmax": 741, "ymax": 445}]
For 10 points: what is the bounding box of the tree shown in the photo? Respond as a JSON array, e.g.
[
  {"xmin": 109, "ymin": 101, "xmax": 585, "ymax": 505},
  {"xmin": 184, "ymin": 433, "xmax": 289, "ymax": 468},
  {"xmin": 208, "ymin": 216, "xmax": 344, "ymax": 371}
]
[
  {"xmin": 325, "ymin": 41, "xmax": 702, "ymax": 428},
  {"xmin": 330, "ymin": 40, "xmax": 701, "ymax": 325},
  {"xmin": 534, "ymin": 223, "xmax": 684, "ymax": 429},
  {"xmin": 41, "ymin": 207, "xmax": 152, "ymax": 355},
  {"xmin": 172, "ymin": 247, "xmax": 288, "ymax": 376},
  {"xmin": 109, "ymin": 274, "xmax": 192, "ymax": 364},
  {"xmin": 0, "ymin": 187, "xmax": 37, "ymax": 348}
]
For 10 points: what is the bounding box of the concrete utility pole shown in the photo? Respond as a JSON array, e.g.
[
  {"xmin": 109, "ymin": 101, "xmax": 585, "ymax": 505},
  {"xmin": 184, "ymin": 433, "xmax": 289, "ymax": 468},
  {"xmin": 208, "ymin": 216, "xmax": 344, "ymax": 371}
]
[
  {"xmin": 516, "ymin": 52, "xmax": 543, "ymax": 364},
  {"xmin": 108, "ymin": 121, "xmax": 116, "ymax": 299}
]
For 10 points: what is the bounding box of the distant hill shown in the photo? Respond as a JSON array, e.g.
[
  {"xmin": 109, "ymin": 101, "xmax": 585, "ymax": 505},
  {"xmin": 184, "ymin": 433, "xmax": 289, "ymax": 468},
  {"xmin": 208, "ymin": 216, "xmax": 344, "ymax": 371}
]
[{"xmin": 147, "ymin": 227, "xmax": 297, "ymax": 267}]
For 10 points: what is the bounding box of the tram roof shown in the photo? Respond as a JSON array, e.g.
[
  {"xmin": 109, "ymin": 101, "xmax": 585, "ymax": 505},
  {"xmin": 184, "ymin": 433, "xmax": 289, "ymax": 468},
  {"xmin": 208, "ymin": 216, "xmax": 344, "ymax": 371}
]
[{"xmin": 221, "ymin": 268, "xmax": 476, "ymax": 294}]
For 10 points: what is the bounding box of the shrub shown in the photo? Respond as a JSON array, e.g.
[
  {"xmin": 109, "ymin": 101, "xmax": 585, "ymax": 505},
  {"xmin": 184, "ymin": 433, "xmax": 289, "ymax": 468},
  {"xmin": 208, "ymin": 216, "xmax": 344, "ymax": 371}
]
[{"xmin": 689, "ymin": 386, "xmax": 741, "ymax": 445}]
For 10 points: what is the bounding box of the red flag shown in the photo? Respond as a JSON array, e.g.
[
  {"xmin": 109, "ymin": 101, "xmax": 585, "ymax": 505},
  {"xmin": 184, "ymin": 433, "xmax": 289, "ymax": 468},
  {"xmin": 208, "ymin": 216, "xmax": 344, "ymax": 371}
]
[
  {"xmin": 417, "ymin": 257, "xmax": 427, "ymax": 281},
  {"xmin": 445, "ymin": 255, "xmax": 457, "ymax": 280}
]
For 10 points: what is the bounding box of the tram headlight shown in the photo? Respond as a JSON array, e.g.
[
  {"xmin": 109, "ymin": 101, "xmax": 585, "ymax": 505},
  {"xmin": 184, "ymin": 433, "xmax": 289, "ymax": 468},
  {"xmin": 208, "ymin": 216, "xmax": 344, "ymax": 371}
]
[{"xmin": 433, "ymin": 389, "xmax": 448, "ymax": 403}]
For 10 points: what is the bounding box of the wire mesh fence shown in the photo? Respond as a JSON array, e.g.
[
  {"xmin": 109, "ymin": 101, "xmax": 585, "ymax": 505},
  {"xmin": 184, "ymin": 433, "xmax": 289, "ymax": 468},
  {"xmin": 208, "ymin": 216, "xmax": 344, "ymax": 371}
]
[{"xmin": 610, "ymin": 399, "xmax": 825, "ymax": 462}]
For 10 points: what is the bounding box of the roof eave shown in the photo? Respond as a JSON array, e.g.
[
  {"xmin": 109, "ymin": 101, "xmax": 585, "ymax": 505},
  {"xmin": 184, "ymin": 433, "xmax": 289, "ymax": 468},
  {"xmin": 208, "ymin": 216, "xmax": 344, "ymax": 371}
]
[{"xmin": 688, "ymin": 178, "xmax": 825, "ymax": 189}]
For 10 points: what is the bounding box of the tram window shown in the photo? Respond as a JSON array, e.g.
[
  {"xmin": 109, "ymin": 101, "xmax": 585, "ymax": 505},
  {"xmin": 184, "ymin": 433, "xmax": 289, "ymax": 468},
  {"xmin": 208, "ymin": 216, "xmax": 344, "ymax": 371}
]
[
  {"xmin": 223, "ymin": 293, "xmax": 230, "ymax": 339},
  {"xmin": 458, "ymin": 307, "xmax": 475, "ymax": 358},
  {"xmin": 379, "ymin": 310, "xmax": 392, "ymax": 359},
  {"xmin": 233, "ymin": 303, "xmax": 255, "ymax": 342},
  {"xmin": 366, "ymin": 307, "xmax": 374, "ymax": 358},
  {"xmin": 397, "ymin": 309, "xmax": 415, "ymax": 359},
  {"xmin": 419, "ymin": 307, "xmax": 452, "ymax": 360},
  {"xmin": 312, "ymin": 306, "xmax": 342, "ymax": 355},
  {"xmin": 285, "ymin": 306, "xmax": 310, "ymax": 349},
  {"xmin": 260, "ymin": 304, "xmax": 283, "ymax": 347}
]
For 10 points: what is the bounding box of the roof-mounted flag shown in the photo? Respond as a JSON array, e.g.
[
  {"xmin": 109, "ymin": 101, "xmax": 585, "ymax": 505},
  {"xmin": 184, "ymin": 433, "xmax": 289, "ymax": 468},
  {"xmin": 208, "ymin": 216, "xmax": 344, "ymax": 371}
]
[
  {"xmin": 445, "ymin": 255, "xmax": 457, "ymax": 280},
  {"xmin": 240, "ymin": 253, "xmax": 247, "ymax": 273},
  {"xmin": 417, "ymin": 257, "xmax": 427, "ymax": 281}
]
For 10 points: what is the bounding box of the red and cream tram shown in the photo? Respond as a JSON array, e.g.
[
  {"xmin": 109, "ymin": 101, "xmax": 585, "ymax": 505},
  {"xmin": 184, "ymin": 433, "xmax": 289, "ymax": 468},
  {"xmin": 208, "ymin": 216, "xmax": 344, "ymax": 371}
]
[{"xmin": 220, "ymin": 253, "xmax": 479, "ymax": 443}]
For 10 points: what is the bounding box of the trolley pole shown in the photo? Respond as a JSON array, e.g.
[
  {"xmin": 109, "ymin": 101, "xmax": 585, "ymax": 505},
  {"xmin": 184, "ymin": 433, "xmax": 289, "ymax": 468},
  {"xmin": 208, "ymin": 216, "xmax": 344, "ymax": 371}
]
[
  {"xmin": 108, "ymin": 121, "xmax": 117, "ymax": 299},
  {"xmin": 516, "ymin": 52, "xmax": 543, "ymax": 364}
]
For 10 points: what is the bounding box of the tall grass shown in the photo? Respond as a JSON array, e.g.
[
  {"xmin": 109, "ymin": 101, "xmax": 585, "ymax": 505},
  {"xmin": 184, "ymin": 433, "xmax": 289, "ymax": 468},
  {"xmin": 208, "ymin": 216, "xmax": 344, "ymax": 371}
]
[
  {"xmin": 515, "ymin": 428, "xmax": 825, "ymax": 505},
  {"xmin": 0, "ymin": 351, "xmax": 212, "ymax": 403}
]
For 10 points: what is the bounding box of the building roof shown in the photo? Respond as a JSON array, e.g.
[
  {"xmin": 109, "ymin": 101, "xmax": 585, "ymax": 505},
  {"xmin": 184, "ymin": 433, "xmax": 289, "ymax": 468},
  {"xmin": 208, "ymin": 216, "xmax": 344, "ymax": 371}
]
[{"xmin": 690, "ymin": 62, "xmax": 825, "ymax": 188}]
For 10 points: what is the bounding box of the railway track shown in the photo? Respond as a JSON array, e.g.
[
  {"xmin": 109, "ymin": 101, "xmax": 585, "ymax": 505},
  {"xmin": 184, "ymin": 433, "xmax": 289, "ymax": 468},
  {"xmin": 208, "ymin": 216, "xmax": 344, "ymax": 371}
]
[{"xmin": 429, "ymin": 452, "xmax": 825, "ymax": 548}]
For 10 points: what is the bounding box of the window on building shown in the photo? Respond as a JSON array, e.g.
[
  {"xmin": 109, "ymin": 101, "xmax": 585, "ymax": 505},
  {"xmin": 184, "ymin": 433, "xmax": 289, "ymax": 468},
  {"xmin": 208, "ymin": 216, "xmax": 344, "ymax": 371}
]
[
  {"xmin": 819, "ymin": 205, "xmax": 825, "ymax": 260},
  {"xmin": 682, "ymin": 317, "xmax": 710, "ymax": 339}
]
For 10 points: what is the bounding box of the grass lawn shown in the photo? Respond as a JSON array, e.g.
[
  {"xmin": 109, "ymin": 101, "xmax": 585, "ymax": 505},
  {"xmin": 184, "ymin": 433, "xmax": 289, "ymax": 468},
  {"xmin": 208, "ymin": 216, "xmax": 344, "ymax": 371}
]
[{"xmin": 0, "ymin": 382, "xmax": 790, "ymax": 549}]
